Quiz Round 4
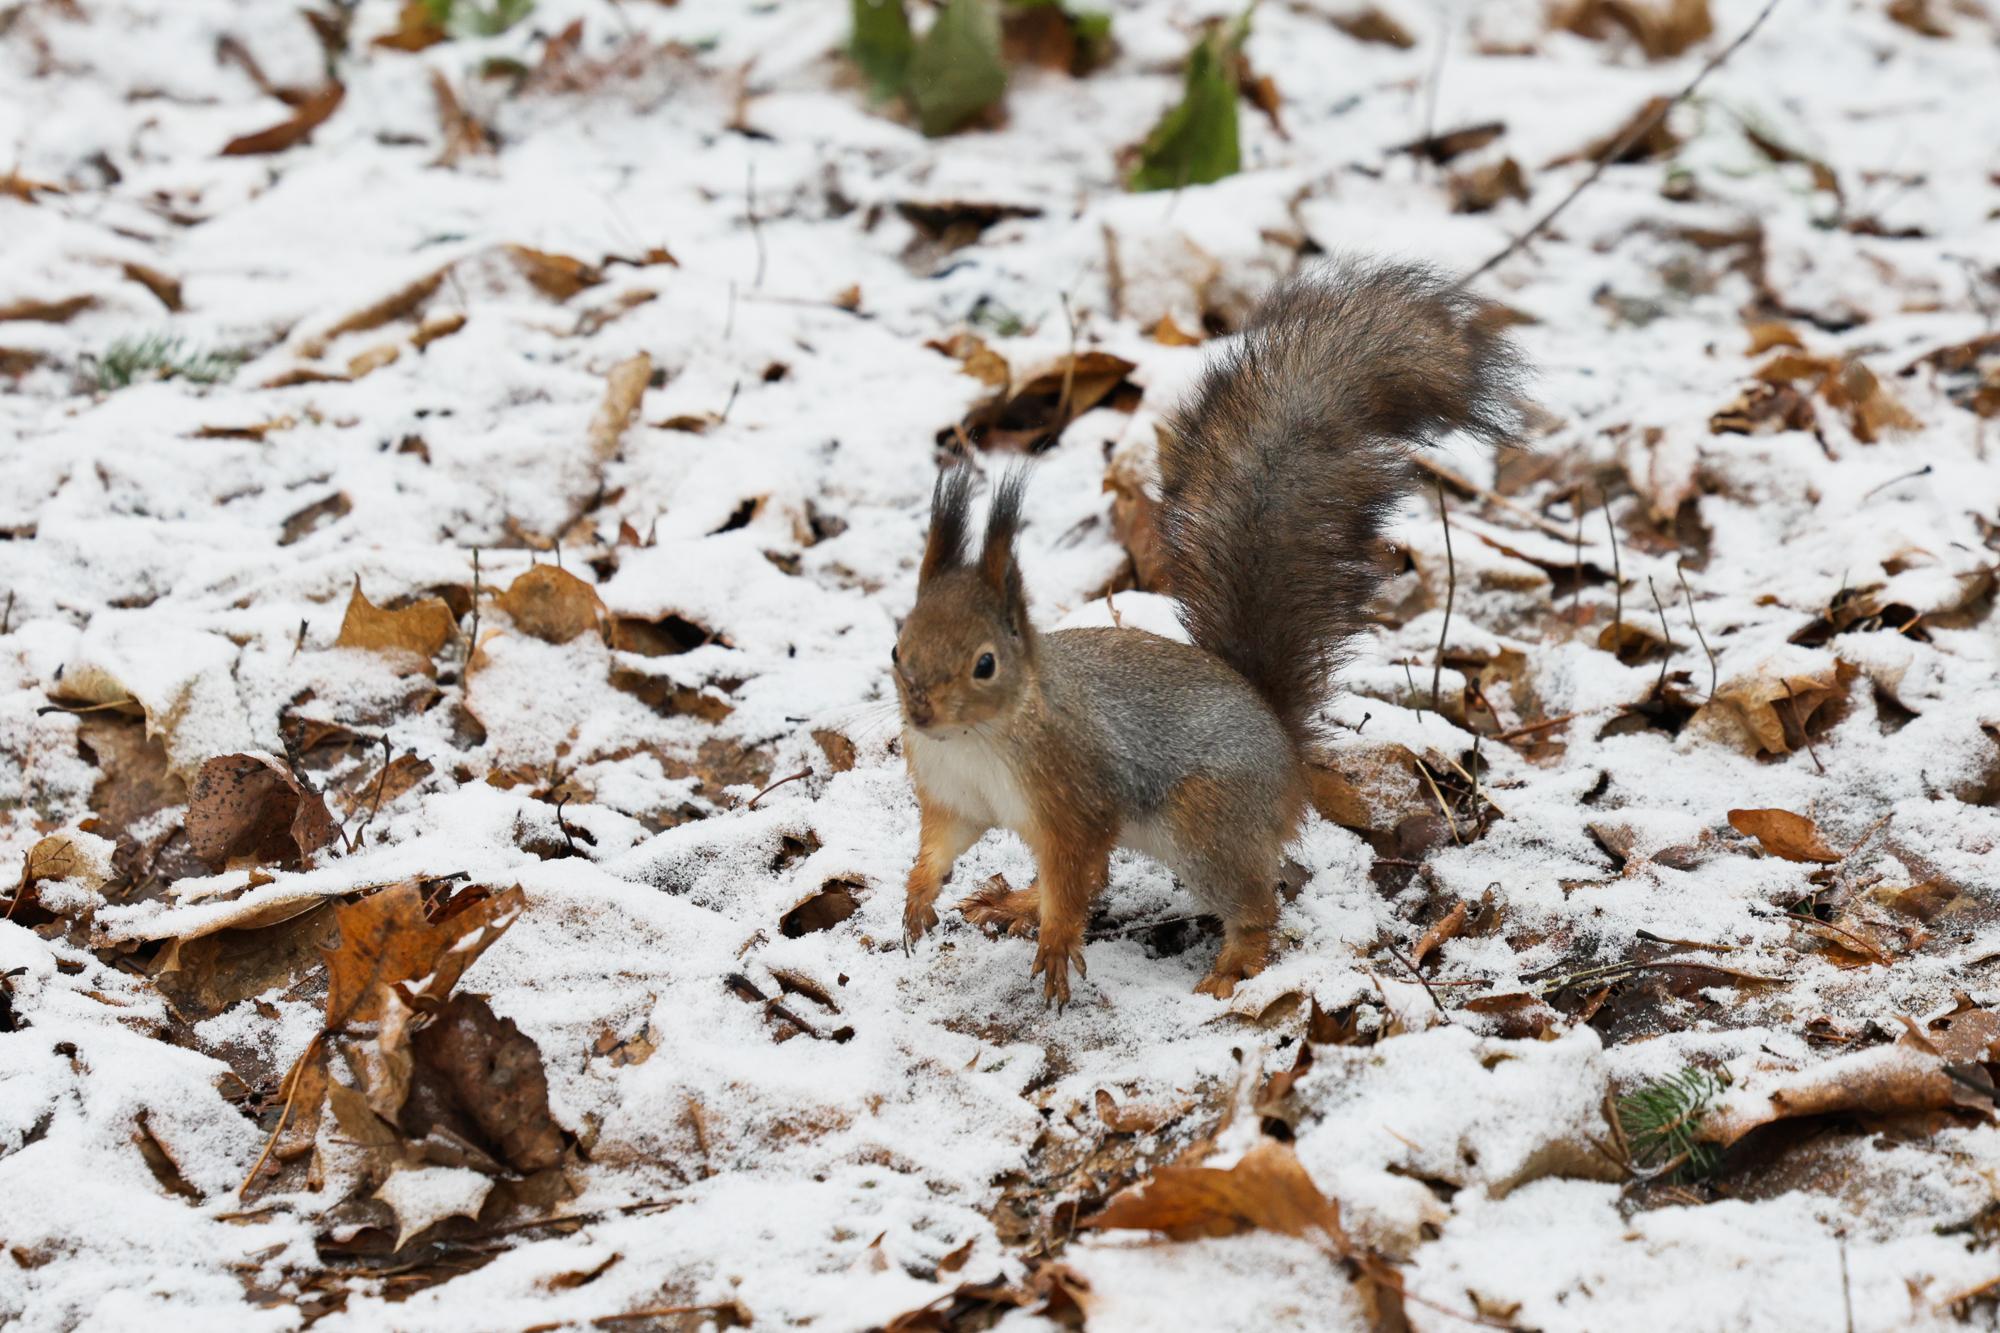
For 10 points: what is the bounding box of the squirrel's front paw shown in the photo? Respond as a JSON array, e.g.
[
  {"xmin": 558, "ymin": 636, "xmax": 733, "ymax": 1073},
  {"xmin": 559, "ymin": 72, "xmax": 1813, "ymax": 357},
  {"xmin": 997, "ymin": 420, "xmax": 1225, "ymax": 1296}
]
[
  {"xmin": 902, "ymin": 895, "xmax": 940, "ymax": 950},
  {"xmin": 1030, "ymin": 932, "xmax": 1087, "ymax": 1010}
]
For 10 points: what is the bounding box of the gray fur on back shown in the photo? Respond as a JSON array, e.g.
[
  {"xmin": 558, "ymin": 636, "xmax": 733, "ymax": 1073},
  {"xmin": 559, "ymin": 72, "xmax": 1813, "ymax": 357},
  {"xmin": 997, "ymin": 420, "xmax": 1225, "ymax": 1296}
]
[{"xmin": 1040, "ymin": 628, "xmax": 1295, "ymax": 819}]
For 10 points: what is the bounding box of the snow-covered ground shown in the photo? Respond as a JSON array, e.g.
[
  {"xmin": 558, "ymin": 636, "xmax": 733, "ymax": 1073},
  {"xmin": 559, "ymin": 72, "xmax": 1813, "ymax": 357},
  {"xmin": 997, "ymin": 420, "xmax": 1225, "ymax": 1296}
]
[{"xmin": 3, "ymin": 1, "xmax": 1999, "ymax": 1328}]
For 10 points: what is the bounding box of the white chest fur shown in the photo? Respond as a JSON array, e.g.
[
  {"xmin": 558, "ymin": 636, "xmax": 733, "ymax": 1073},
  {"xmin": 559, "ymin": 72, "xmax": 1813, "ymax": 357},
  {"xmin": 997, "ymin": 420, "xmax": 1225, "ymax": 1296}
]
[{"xmin": 905, "ymin": 726, "xmax": 1034, "ymax": 833}]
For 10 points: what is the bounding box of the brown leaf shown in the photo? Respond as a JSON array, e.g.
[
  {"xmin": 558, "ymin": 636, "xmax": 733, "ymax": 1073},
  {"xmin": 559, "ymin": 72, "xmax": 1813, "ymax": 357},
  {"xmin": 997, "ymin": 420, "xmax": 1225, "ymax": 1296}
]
[
  {"xmin": 373, "ymin": 0, "xmax": 448, "ymax": 50},
  {"xmin": 927, "ymin": 331, "xmax": 1011, "ymax": 389},
  {"xmin": 407, "ymin": 992, "xmax": 568, "ymax": 1172},
  {"xmin": 323, "ymin": 883, "xmax": 525, "ymax": 1034},
  {"xmin": 1700, "ymin": 659, "xmax": 1856, "ymax": 757},
  {"xmin": 781, "ymin": 879, "xmax": 863, "ymax": 937},
  {"xmin": 1391, "ymin": 121, "xmax": 1505, "ymax": 165},
  {"xmin": 0, "ymin": 295, "xmax": 96, "ymax": 324},
  {"xmin": 1449, "ymin": 157, "xmax": 1528, "ymax": 214},
  {"xmin": 185, "ymin": 753, "xmax": 338, "ymax": 871},
  {"xmin": 1745, "ymin": 321, "xmax": 1803, "ymax": 355},
  {"xmin": 297, "ymin": 269, "xmax": 447, "ymax": 359},
  {"xmin": 1083, "ymin": 1140, "xmax": 1348, "ymax": 1244},
  {"xmin": 334, "ymin": 580, "xmax": 456, "ymax": 667},
  {"xmin": 1331, "ymin": 7, "xmax": 1416, "ymax": 46},
  {"xmin": 812, "ymin": 728, "xmax": 858, "ymax": 774},
  {"xmin": 1549, "ymin": 96, "xmax": 1681, "ymax": 168},
  {"xmin": 222, "ymin": 84, "xmax": 345, "ymax": 156},
  {"xmin": 1555, "ymin": 0, "xmax": 1713, "ymax": 59},
  {"xmin": 1411, "ymin": 901, "xmax": 1468, "ymax": 968},
  {"xmin": 1702, "ymin": 1037, "xmax": 1992, "ymax": 1148},
  {"xmin": 412, "ymin": 311, "xmax": 467, "ymax": 350},
  {"xmin": 497, "ymin": 565, "xmax": 608, "ymax": 644},
  {"xmin": 1103, "ymin": 436, "xmax": 1165, "ymax": 589},
  {"xmin": 121, "ymin": 262, "xmax": 183, "ymax": 312},
  {"xmin": 150, "ymin": 902, "xmax": 340, "ymax": 1021},
  {"xmin": 589, "ymin": 353, "xmax": 652, "ymax": 463},
  {"xmin": 1727, "ymin": 809, "xmax": 1843, "ymax": 864},
  {"xmin": 1150, "ymin": 313, "xmax": 1204, "ymax": 346},
  {"xmin": 506, "ymin": 246, "xmax": 605, "ymax": 302},
  {"xmin": 280, "ymin": 492, "xmax": 352, "ymax": 546}
]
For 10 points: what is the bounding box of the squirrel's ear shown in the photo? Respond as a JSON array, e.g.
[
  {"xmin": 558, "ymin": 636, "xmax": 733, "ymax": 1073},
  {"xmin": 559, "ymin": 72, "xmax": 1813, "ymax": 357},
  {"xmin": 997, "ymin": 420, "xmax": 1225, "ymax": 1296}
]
[
  {"xmin": 919, "ymin": 467, "xmax": 975, "ymax": 586},
  {"xmin": 978, "ymin": 468, "xmax": 1028, "ymax": 610}
]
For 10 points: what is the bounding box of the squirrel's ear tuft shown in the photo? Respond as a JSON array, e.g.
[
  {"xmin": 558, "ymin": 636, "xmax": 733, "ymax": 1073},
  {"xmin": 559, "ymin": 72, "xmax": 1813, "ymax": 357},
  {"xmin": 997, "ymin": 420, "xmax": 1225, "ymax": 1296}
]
[
  {"xmin": 978, "ymin": 467, "xmax": 1029, "ymax": 608},
  {"xmin": 920, "ymin": 466, "xmax": 975, "ymax": 585}
]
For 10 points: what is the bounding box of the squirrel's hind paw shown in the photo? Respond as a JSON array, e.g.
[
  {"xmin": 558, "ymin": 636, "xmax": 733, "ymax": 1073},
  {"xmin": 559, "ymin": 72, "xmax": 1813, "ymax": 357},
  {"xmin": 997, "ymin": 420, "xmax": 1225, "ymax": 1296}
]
[
  {"xmin": 1194, "ymin": 932, "xmax": 1271, "ymax": 999},
  {"xmin": 1030, "ymin": 932, "xmax": 1086, "ymax": 1009}
]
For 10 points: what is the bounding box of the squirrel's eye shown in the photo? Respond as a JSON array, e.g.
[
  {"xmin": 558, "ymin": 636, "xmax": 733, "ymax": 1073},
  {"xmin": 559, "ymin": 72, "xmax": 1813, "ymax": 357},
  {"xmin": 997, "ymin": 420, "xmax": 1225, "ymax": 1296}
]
[
  {"xmin": 891, "ymin": 645, "xmax": 900, "ymax": 666},
  {"xmin": 973, "ymin": 652, "xmax": 996, "ymax": 679}
]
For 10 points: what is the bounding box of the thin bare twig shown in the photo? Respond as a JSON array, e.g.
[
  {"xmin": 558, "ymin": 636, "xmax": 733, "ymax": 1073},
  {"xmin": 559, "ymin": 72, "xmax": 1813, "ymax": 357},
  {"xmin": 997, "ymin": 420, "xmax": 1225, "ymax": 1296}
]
[
  {"xmin": 1647, "ymin": 576, "xmax": 1674, "ymax": 694},
  {"xmin": 238, "ymin": 1032, "xmax": 323, "ymax": 1199},
  {"xmin": 1468, "ymin": 0, "xmax": 1784, "ymax": 278},
  {"xmin": 1570, "ymin": 487, "xmax": 1585, "ymax": 620},
  {"xmin": 1603, "ymin": 491, "xmax": 1624, "ymax": 644},
  {"xmin": 1386, "ymin": 943, "xmax": 1451, "ymax": 1021},
  {"xmin": 1432, "ymin": 478, "xmax": 1455, "ymax": 714},
  {"xmin": 1676, "ymin": 559, "xmax": 1717, "ymax": 700},
  {"xmin": 1057, "ymin": 292, "xmax": 1079, "ymax": 428},
  {"xmin": 746, "ymin": 160, "xmax": 766, "ymax": 290},
  {"xmin": 1418, "ymin": 2, "xmax": 1452, "ymax": 181},
  {"xmin": 1493, "ymin": 711, "xmax": 1581, "ymax": 743},
  {"xmin": 1781, "ymin": 680, "xmax": 1827, "ymax": 774},
  {"xmin": 747, "ymin": 766, "xmax": 813, "ymax": 809}
]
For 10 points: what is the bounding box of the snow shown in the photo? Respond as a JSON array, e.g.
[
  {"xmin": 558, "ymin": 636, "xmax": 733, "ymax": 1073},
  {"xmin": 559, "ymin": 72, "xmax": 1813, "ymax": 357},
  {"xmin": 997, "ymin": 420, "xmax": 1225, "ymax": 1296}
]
[{"xmin": 4, "ymin": 0, "xmax": 2000, "ymax": 1328}]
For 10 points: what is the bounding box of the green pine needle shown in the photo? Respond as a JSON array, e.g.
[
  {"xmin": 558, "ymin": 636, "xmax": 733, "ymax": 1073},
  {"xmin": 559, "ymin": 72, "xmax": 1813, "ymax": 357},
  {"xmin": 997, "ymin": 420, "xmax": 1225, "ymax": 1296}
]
[
  {"xmin": 1615, "ymin": 1068, "xmax": 1723, "ymax": 1180},
  {"xmin": 95, "ymin": 335, "xmax": 240, "ymax": 392}
]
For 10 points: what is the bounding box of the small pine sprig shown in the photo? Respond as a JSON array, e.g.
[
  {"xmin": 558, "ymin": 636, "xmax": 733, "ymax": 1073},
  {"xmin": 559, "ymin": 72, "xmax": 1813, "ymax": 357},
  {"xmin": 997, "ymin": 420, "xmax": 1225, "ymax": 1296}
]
[
  {"xmin": 95, "ymin": 334, "xmax": 239, "ymax": 391},
  {"xmin": 1615, "ymin": 1068, "xmax": 1722, "ymax": 1180}
]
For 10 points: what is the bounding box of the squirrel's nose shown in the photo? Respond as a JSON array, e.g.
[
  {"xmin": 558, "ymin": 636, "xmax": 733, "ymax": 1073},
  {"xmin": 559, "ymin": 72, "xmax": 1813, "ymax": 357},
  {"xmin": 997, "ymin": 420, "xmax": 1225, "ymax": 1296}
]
[{"xmin": 906, "ymin": 690, "xmax": 934, "ymax": 727}]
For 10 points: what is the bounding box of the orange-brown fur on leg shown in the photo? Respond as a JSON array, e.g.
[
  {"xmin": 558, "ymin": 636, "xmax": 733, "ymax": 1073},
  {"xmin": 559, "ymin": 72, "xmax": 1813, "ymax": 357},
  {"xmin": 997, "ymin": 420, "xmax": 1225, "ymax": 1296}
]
[
  {"xmin": 1164, "ymin": 771, "xmax": 1304, "ymax": 998},
  {"xmin": 1027, "ymin": 818, "xmax": 1114, "ymax": 1010},
  {"xmin": 903, "ymin": 800, "xmax": 987, "ymax": 946}
]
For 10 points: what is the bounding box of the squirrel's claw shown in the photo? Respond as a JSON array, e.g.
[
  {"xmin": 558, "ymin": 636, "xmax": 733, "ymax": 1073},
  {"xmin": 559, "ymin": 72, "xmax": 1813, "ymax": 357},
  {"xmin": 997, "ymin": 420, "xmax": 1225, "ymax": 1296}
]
[
  {"xmin": 901, "ymin": 896, "xmax": 940, "ymax": 953},
  {"xmin": 1032, "ymin": 934, "xmax": 1085, "ymax": 1009}
]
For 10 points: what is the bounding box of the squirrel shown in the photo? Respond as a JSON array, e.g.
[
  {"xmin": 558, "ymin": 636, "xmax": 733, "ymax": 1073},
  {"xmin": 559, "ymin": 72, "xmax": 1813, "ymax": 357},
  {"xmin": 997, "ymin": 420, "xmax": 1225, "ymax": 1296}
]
[{"xmin": 892, "ymin": 258, "xmax": 1526, "ymax": 1005}]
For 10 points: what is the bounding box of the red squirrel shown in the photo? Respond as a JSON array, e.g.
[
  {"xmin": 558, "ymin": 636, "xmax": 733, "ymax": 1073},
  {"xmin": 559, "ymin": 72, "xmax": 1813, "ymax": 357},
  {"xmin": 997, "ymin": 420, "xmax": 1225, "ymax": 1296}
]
[{"xmin": 892, "ymin": 258, "xmax": 1527, "ymax": 1005}]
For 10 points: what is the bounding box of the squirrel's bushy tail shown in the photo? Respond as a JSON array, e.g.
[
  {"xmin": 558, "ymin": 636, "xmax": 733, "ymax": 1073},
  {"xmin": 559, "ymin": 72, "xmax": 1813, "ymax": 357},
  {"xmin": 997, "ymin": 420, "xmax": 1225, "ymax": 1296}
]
[{"xmin": 1156, "ymin": 257, "xmax": 1527, "ymax": 744}]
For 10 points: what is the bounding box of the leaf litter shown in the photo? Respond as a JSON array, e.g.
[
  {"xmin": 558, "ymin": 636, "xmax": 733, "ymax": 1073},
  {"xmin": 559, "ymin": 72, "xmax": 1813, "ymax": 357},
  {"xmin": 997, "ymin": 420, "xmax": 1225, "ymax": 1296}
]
[{"xmin": 3, "ymin": 0, "xmax": 2000, "ymax": 1329}]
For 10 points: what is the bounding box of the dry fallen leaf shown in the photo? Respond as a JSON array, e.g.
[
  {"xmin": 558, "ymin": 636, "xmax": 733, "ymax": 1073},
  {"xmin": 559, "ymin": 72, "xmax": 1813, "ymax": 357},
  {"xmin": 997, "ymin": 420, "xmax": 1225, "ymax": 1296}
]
[
  {"xmin": 506, "ymin": 246, "xmax": 605, "ymax": 302},
  {"xmin": 1727, "ymin": 809, "xmax": 1843, "ymax": 864},
  {"xmin": 589, "ymin": 353, "xmax": 652, "ymax": 463},
  {"xmin": 1083, "ymin": 1139, "xmax": 1346, "ymax": 1243},
  {"xmin": 185, "ymin": 753, "xmax": 338, "ymax": 871},
  {"xmin": 334, "ymin": 580, "xmax": 456, "ymax": 668},
  {"xmin": 497, "ymin": 565, "xmax": 609, "ymax": 644},
  {"xmin": 1702, "ymin": 1030, "xmax": 1995, "ymax": 1148},
  {"xmin": 222, "ymin": 84, "xmax": 345, "ymax": 156},
  {"xmin": 1697, "ymin": 658, "xmax": 1855, "ymax": 758},
  {"xmin": 407, "ymin": 992, "xmax": 568, "ymax": 1172}
]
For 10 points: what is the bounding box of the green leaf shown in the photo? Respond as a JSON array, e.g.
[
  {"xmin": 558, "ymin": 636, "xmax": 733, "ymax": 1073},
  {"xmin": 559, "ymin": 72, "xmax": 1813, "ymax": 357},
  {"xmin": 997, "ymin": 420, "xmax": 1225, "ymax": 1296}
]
[
  {"xmin": 850, "ymin": 0, "xmax": 914, "ymax": 101},
  {"xmin": 908, "ymin": 0, "xmax": 1007, "ymax": 137},
  {"xmin": 1129, "ymin": 19, "xmax": 1244, "ymax": 192}
]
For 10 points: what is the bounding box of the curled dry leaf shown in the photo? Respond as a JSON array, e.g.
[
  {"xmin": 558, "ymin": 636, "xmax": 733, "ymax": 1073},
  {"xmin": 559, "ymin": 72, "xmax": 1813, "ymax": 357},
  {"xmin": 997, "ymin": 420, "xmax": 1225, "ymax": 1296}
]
[
  {"xmin": 185, "ymin": 753, "xmax": 338, "ymax": 871},
  {"xmin": 297, "ymin": 269, "xmax": 447, "ymax": 360},
  {"xmin": 505, "ymin": 246, "xmax": 604, "ymax": 302},
  {"xmin": 1701, "ymin": 1025, "xmax": 1997, "ymax": 1148},
  {"xmin": 589, "ymin": 353, "xmax": 652, "ymax": 463},
  {"xmin": 1727, "ymin": 808, "xmax": 1843, "ymax": 864},
  {"xmin": 222, "ymin": 84, "xmax": 345, "ymax": 156},
  {"xmin": 497, "ymin": 565, "xmax": 608, "ymax": 644},
  {"xmin": 1555, "ymin": 0, "xmax": 1713, "ymax": 60},
  {"xmin": 334, "ymin": 580, "xmax": 456, "ymax": 668},
  {"xmin": 1103, "ymin": 431, "xmax": 1165, "ymax": 589},
  {"xmin": 1756, "ymin": 352, "xmax": 1918, "ymax": 443},
  {"xmin": 1083, "ymin": 1139, "xmax": 1347, "ymax": 1244},
  {"xmin": 1696, "ymin": 658, "xmax": 1855, "ymax": 758}
]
